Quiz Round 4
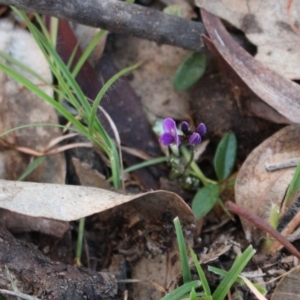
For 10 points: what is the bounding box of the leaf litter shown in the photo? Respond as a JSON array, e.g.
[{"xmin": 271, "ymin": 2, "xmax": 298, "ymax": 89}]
[{"xmin": 2, "ymin": 2, "xmax": 300, "ymax": 299}]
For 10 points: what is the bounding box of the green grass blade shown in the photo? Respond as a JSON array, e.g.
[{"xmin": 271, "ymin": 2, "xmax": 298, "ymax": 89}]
[
  {"xmin": 212, "ymin": 245, "xmax": 255, "ymax": 300},
  {"xmin": 34, "ymin": 13, "xmax": 53, "ymax": 45},
  {"xmin": 189, "ymin": 288, "xmax": 197, "ymax": 300},
  {"xmin": 72, "ymin": 29, "xmax": 106, "ymax": 78},
  {"xmin": 284, "ymin": 160, "xmax": 300, "ymax": 206},
  {"xmin": 123, "ymin": 157, "xmax": 168, "ymax": 174},
  {"xmin": 76, "ymin": 217, "xmax": 86, "ymax": 265},
  {"xmin": 190, "ymin": 248, "xmax": 211, "ymax": 296},
  {"xmin": 0, "ymin": 50, "xmax": 49, "ymax": 84},
  {"xmin": 67, "ymin": 43, "xmax": 80, "ymax": 70},
  {"xmin": 17, "ymin": 156, "xmax": 46, "ymax": 181},
  {"xmin": 161, "ymin": 281, "xmax": 201, "ymax": 300},
  {"xmin": 0, "ymin": 123, "xmax": 70, "ymax": 139},
  {"xmin": 174, "ymin": 217, "xmax": 192, "ymax": 284},
  {"xmin": 0, "ymin": 61, "xmax": 88, "ymax": 136},
  {"xmin": 16, "ymin": 10, "xmax": 89, "ymax": 112},
  {"xmin": 49, "ymin": 17, "xmax": 59, "ymax": 48}
]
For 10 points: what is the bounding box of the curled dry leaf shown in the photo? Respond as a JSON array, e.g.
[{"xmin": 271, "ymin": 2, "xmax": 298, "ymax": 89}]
[
  {"xmin": 196, "ymin": 0, "xmax": 300, "ymax": 79},
  {"xmin": 0, "ymin": 180, "xmax": 194, "ymax": 223},
  {"xmin": 271, "ymin": 265, "xmax": 300, "ymax": 300},
  {"xmin": 235, "ymin": 125, "xmax": 300, "ymax": 242},
  {"xmin": 201, "ymin": 10, "xmax": 300, "ymax": 124},
  {"xmin": 0, "ymin": 180, "xmax": 195, "ymax": 298}
]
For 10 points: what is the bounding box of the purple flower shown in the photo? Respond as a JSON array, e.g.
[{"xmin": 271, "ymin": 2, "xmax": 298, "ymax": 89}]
[
  {"xmin": 159, "ymin": 118, "xmax": 180, "ymax": 146},
  {"xmin": 159, "ymin": 118, "xmax": 206, "ymax": 147},
  {"xmin": 189, "ymin": 132, "xmax": 201, "ymax": 145},
  {"xmin": 181, "ymin": 121, "xmax": 190, "ymax": 135},
  {"xmin": 196, "ymin": 123, "xmax": 207, "ymax": 136}
]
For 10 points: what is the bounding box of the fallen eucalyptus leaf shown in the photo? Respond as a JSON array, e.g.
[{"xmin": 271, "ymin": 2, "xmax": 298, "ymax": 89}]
[
  {"xmin": 235, "ymin": 125, "xmax": 300, "ymax": 242},
  {"xmin": 201, "ymin": 10, "xmax": 300, "ymax": 124},
  {"xmin": 0, "ymin": 180, "xmax": 195, "ymax": 223},
  {"xmin": 271, "ymin": 265, "xmax": 300, "ymax": 300},
  {"xmin": 196, "ymin": 0, "xmax": 300, "ymax": 79}
]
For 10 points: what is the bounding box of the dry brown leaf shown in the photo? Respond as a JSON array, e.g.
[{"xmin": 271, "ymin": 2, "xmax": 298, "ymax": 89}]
[
  {"xmin": 201, "ymin": 10, "xmax": 300, "ymax": 124},
  {"xmin": 106, "ymin": 35, "xmax": 191, "ymax": 120},
  {"xmin": 271, "ymin": 265, "xmax": 300, "ymax": 300},
  {"xmin": 0, "ymin": 180, "xmax": 194, "ymax": 223},
  {"xmin": 72, "ymin": 157, "xmax": 111, "ymax": 190},
  {"xmin": 235, "ymin": 125, "xmax": 300, "ymax": 242},
  {"xmin": 196, "ymin": 0, "xmax": 300, "ymax": 79}
]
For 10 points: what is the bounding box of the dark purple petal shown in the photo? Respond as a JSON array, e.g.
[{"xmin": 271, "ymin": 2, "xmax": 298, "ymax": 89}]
[
  {"xmin": 189, "ymin": 133, "xmax": 201, "ymax": 145},
  {"xmin": 159, "ymin": 132, "xmax": 175, "ymax": 146},
  {"xmin": 162, "ymin": 118, "xmax": 177, "ymax": 133},
  {"xmin": 196, "ymin": 123, "xmax": 207, "ymax": 136},
  {"xmin": 181, "ymin": 121, "xmax": 190, "ymax": 134}
]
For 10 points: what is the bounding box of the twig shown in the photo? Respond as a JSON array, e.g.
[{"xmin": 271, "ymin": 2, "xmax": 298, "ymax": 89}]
[
  {"xmin": 0, "ymin": 289, "xmax": 41, "ymax": 300},
  {"xmin": 265, "ymin": 158, "xmax": 300, "ymax": 171},
  {"xmin": 226, "ymin": 201, "xmax": 300, "ymax": 260},
  {"xmin": 0, "ymin": 0, "xmax": 205, "ymax": 51}
]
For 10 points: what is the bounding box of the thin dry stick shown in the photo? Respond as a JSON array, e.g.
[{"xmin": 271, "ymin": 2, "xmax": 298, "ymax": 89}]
[
  {"xmin": 265, "ymin": 158, "xmax": 300, "ymax": 171},
  {"xmin": 226, "ymin": 201, "xmax": 300, "ymax": 260},
  {"xmin": 0, "ymin": 289, "xmax": 41, "ymax": 300},
  {"xmin": 0, "ymin": 0, "xmax": 205, "ymax": 52}
]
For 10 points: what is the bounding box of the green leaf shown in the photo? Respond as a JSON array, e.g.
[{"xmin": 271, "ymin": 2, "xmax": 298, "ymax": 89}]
[
  {"xmin": 211, "ymin": 245, "xmax": 255, "ymax": 300},
  {"xmin": 161, "ymin": 280, "xmax": 201, "ymax": 300},
  {"xmin": 214, "ymin": 132, "xmax": 237, "ymax": 181},
  {"xmin": 284, "ymin": 160, "xmax": 300, "ymax": 206},
  {"xmin": 190, "ymin": 248, "xmax": 211, "ymax": 296},
  {"xmin": 191, "ymin": 184, "xmax": 220, "ymax": 220},
  {"xmin": 189, "ymin": 288, "xmax": 197, "ymax": 300},
  {"xmin": 173, "ymin": 52, "xmax": 206, "ymax": 91},
  {"xmin": 174, "ymin": 217, "xmax": 192, "ymax": 283}
]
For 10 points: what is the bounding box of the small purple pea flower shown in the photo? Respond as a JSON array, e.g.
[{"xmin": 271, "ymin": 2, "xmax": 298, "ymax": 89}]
[
  {"xmin": 197, "ymin": 123, "xmax": 207, "ymax": 136},
  {"xmin": 189, "ymin": 132, "xmax": 201, "ymax": 145},
  {"xmin": 159, "ymin": 118, "xmax": 180, "ymax": 146},
  {"xmin": 159, "ymin": 118, "xmax": 207, "ymax": 147}
]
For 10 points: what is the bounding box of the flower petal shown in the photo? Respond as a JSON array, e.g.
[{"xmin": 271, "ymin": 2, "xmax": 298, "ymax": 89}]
[
  {"xmin": 181, "ymin": 121, "xmax": 190, "ymax": 135},
  {"xmin": 159, "ymin": 132, "xmax": 175, "ymax": 146},
  {"xmin": 196, "ymin": 123, "xmax": 207, "ymax": 136},
  {"xmin": 189, "ymin": 132, "xmax": 201, "ymax": 145},
  {"xmin": 162, "ymin": 118, "xmax": 177, "ymax": 133},
  {"xmin": 174, "ymin": 132, "xmax": 180, "ymax": 147}
]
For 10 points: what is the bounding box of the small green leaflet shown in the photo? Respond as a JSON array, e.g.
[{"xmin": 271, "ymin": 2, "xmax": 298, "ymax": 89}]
[
  {"xmin": 192, "ymin": 184, "xmax": 220, "ymax": 219},
  {"xmin": 173, "ymin": 52, "xmax": 207, "ymax": 91},
  {"xmin": 214, "ymin": 132, "xmax": 237, "ymax": 181}
]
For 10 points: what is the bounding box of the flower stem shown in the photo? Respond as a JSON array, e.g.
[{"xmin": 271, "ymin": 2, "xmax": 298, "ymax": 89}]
[
  {"xmin": 181, "ymin": 146, "xmax": 217, "ymax": 186},
  {"xmin": 183, "ymin": 145, "xmax": 195, "ymax": 174}
]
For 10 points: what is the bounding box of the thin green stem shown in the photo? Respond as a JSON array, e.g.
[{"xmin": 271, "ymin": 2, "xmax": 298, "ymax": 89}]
[
  {"xmin": 76, "ymin": 217, "xmax": 86, "ymax": 265},
  {"xmin": 181, "ymin": 146, "xmax": 217, "ymax": 186},
  {"xmin": 183, "ymin": 145, "xmax": 195, "ymax": 174},
  {"xmin": 217, "ymin": 198, "xmax": 234, "ymax": 220}
]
